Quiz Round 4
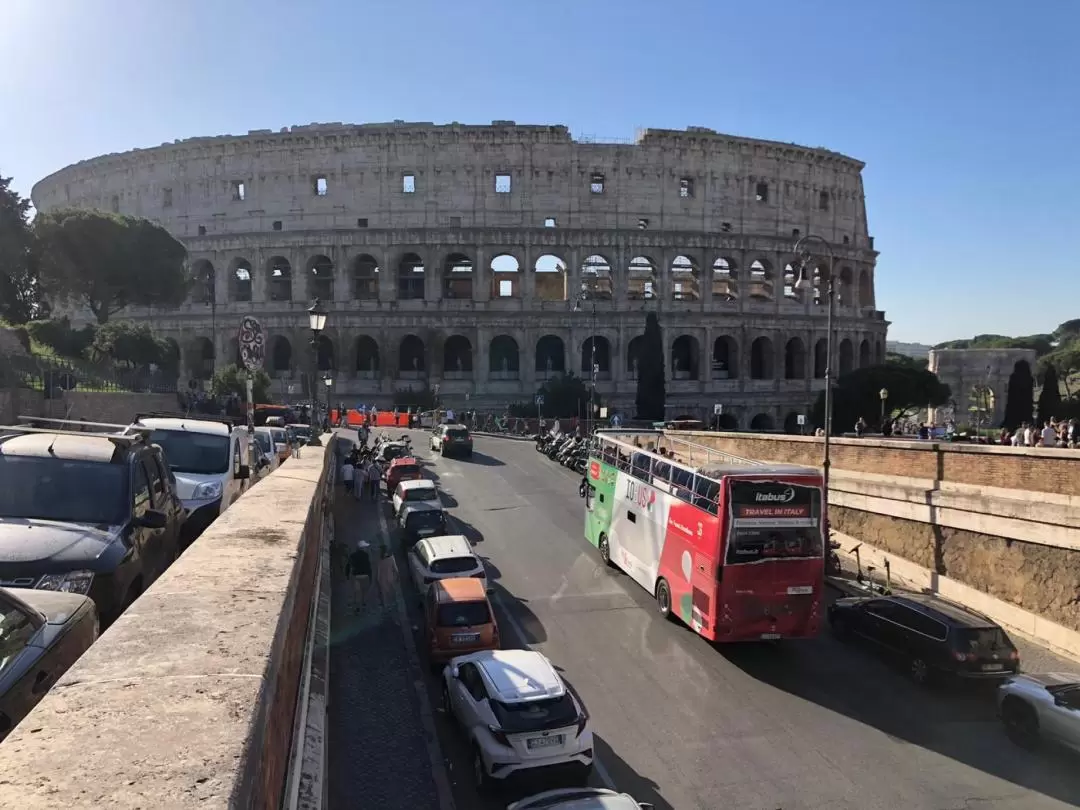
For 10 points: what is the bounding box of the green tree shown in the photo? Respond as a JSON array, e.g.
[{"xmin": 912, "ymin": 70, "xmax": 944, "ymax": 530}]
[
  {"xmin": 26, "ymin": 317, "xmax": 97, "ymax": 358},
  {"xmin": 211, "ymin": 364, "xmax": 271, "ymax": 403},
  {"xmin": 89, "ymin": 320, "xmax": 165, "ymax": 369},
  {"xmin": 0, "ymin": 174, "xmax": 46, "ymax": 324},
  {"xmin": 811, "ymin": 364, "xmax": 951, "ymax": 433},
  {"xmin": 536, "ymin": 372, "xmax": 599, "ymax": 419},
  {"xmin": 35, "ymin": 209, "xmax": 190, "ymax": 324},
  {"xmin": 1037, "ymin": 364, "xmax": 1062, "ymax": 421},
  {"xmin": 635, "ymin": 312, "xmax": 665, "ymax": 421},
  {"xmin": 1002, "ymin": 360, "xmax": 1034, "ymax": 430}
]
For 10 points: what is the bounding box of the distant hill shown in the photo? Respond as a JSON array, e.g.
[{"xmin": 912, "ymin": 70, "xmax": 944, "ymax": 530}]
[{"xmin": 886, "ymin": 341, "xmax": 931, "ymax": 359}]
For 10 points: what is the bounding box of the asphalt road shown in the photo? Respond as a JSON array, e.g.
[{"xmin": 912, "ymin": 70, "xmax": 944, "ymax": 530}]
[{"xmin": 360, "ymin": 429, "xmax": 1080, "ymax": 810}]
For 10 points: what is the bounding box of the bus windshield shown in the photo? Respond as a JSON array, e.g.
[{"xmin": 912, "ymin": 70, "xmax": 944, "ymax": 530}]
[{"xmin": 726, "ymin": 526, "xmax": 823, "ymax": 565}]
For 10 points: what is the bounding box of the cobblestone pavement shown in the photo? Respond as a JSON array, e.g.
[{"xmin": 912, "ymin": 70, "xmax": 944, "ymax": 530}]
[{"xmin": 325, "ymin": 457, "xmax": 448, "ymax": 810}]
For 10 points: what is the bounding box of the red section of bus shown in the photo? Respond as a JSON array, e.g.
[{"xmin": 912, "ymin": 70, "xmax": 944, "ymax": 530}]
[
  {"xmin": 335, "ymin": 409, "xmax": 410, "ymax": 428},
  {"xmin": 656, "ymin": 499, "xmax": 722, "ymax": 639}
]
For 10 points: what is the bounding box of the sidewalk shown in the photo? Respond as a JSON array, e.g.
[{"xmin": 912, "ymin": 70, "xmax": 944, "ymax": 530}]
[{"xmin": 325, "ymin": 481, "xmax": 451, "ymax": 810}]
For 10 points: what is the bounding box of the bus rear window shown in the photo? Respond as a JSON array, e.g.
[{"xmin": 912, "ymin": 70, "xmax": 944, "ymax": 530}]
[{"xmin": 726, "ymin": 527, "xmax": 822, "ymax": 565}]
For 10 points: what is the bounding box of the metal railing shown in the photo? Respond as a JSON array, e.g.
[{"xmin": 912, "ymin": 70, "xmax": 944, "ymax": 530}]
[{"xmin": 0, "ymin": 350, "xmax": 179, "ymax": 395}]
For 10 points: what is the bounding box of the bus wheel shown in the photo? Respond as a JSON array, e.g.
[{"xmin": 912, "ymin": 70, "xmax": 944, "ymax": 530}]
[
  {"xmin": 655, "ymin": 578, "xmax": 673, "ymax": 620},
  {"xmin": 598, "ymin": 534, "xmax": 612, "ymax": 566}
]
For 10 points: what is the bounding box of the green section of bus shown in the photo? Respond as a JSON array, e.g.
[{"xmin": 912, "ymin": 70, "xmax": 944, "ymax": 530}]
[{"xmin": 584, "ymin": 461, "xmax": 618, "ymax": 548}]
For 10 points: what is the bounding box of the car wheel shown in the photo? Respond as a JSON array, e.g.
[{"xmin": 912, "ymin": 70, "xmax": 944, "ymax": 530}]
[
  {"xmin": 1002, "ymin": 698, "xmax": 1041, "ymax": 750},
  {"xmin": 655, "ymin": 578, "xmax": 673, "ymax": 620},
  {"xmin": 598, "ymin": 534, "xmax": 612, "ymax": 566},
  {"xmin": 473, "ymin": 747, "xmax": 491, "ymax": 794},
  {"xmin": 909, "ymin": 656, "xmax": 932, "ymax": 685}
]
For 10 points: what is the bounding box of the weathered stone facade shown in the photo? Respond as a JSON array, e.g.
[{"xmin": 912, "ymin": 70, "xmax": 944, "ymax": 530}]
[
  {"xmin": 32, "ymin": 122, "xmax": 888, "ymax": 423},
  {"xmin": 928, "ymin": 347, "xmax": 1038, "ymax": 427}
]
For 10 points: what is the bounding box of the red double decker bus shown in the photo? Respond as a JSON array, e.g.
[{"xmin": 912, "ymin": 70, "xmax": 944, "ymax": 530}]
[{"xmin": 584, "ymin": 430, "xmax": 826, "ymax": 642}]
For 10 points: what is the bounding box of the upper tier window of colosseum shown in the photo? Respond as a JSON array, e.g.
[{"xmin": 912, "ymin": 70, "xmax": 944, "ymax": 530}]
[
  {"xmin": 198, "ymin": 225, "xmax": 207, "ymax": 236},
  {"xmin": 163, "ymin": 188, "xmax": 173, "ymax": 208},
  {"xmin": 402, "ymin": 174, "xmax": 415, "ymax": 193},
  {"xmin": 843, "ymin": 235, "xmax": 850, "ymax": 245},
  {"xmin": 233, "ymin": 181, "xmax": 246, "ymax": 202},
  {"xmin": 357, "ymin": 218, "xmax": 368, "ymax": 228},
  {"xmin": 755, "ymin": 182, "xmax": 768, "ymax": 203},
  {"xmin": 638, "ymin": 219, "xmax": 649, "ymax": 230},
  {"xmin": 449, "ymin": 216, "xmax": 462, "ymax": 227},
  {"xmin": 313, "ymin": 176, "xmax": 327, "ymax": 196},
  {"xmin": 544, "ymin": 217, "xmax": 556, "ymax": 228},
  {"xmin": 679, "ymin": 178, "xmax": 694, "ymax": 198},
  {"xmin": 792, "ymin": 228, "xmax": 800, "ymax": 238},
  {"xmin": 590, "ymin": 173, "xmax": 605, "ymax": 194},
  {"xmin": 495, "ymin": 174, "xmax": 511, "ymax": 193},
  {"xmin": 272, "ymin": 221, "xmax": 282, "ymax": 231},
  {"xmin": 720, "ymin": 222, "xmax": 732, "ymax": 232},
  {"xmin": 819, "ymin": 190, "xmax": 829, "ymax": 211}
]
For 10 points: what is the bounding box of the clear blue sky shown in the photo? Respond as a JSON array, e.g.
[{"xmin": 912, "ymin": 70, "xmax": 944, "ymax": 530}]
[{"xmin": 2, "ymin": 0, "xmax": 1077, "ymax": 344}]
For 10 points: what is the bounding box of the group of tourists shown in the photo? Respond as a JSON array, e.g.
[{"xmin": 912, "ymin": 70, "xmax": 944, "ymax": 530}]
[
  {"xmin": 1001, "ymin": 418, "xmax": 1080, "ymax": 448},
  {"xmin": 340, "ymin": 444, "xmax": 383, "ymax": 500}
]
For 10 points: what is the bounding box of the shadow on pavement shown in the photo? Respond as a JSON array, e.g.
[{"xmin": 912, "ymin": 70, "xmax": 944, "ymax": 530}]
[
  {"xmin": 593, "ymin": 734, "xmax": 672, "ymax": 810},
  {"xmin": 461, "ymin": 451, "xmax": 506, "ymax": 467},
  {"xmin": 449, "ymin": 513, "xmax": 485, "ymax": 546},
  {"xmin": 491, "ymin": 579, "xmax": 548, "ymax": 645}
]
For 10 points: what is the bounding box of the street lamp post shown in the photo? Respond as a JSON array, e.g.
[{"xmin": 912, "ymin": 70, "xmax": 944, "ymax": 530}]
[
  {"xmin": 574, "ymin": 283, "xmax": 598, "ymax": 433},
  {"xmin": 307, "ymin": 299, "xmax": 328, "ymax": 447},
  {"xmin": 792, "ymin": 234, "xmax": 837, "ymax": 509},
  {"xmin": 879, "ymin": 387, "xmax": 889, "ymax": 431}
]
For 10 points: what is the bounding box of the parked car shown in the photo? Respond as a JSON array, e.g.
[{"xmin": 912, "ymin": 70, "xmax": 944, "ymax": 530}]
[
  {"xmin": 386, "ymin": 456, "xmax": 423, "ymax": 492},
  {"xmin": 0, "ymin": 421, "xmax": 184, "ymax": 625},
  {"xmin": 508, "ymin": 788, "xmax": 654, "ymax": 809},
  {"xmin": 252, "ymin": 427, "xmax": 280, "ymax": 476},
  {"xmin": 441, "ymin": 649, "xmax": 594, "ymax": 792},
  {"xmin": 407, "ymin": 534, "xmax": 487, "ymax": 596},
  {"xmin": 828, "ymin": 593, "xmax": 1020, "ymax": 685},
  {"xmin": 398, "ymin": 503, "xmax": 448, "ymax": 544},
  {"xmin": 287, "ymin": 423, "xmax": 313, "ymax": 445},
  {"xmin": 393, "ymin": 479, "xmax": 441, "ymax": 517},
  {"xmin": 430, "ymin": 423, "xmax": 473, "ymax": 458},
  {"xmin": 376, "ymin": 441, "xmax": 410, "ymax": 463},
  {"xmin": 423, "ymin": 576, "xmax": 499, "ymax": 669},
  {"xmin": 270, "ymin": 427, "xmax": 292, "ymax": 464},
  {"xmin": 998, "ymin": 672, "xmax": 1080, "ymax": 753}
]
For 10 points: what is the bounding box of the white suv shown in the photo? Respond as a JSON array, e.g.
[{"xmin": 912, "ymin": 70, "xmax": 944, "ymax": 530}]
[
  {"xmin": 442, "ymin": 649, "xmax": 593, "ymax": 792},
  {"xmin": 407, "ymin": 534, "xmax": 486, "ymax": 596},
  {"xmin": 393, "ymin": 479, "xmax": 441, "ymax": 517}
]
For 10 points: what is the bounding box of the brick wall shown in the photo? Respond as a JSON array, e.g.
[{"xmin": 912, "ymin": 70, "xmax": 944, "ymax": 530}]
[{"xmin": 673, "ymin": 431, "xmax": 1080, "ymax": 497}]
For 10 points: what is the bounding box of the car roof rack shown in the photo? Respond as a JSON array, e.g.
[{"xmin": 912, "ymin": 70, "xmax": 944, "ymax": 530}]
[
  {"xmin": 3, "ymin": 418, "xmax": 153, "ymax": 449},
  {"xmin": 133, "ymin": 411, "xmax": 241, "ymax": 429}
]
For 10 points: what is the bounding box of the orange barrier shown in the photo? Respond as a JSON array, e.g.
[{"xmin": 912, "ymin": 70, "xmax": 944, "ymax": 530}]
[{"xmin": 335, "ymin": 409, "xmax": 410, "ymax": 428}]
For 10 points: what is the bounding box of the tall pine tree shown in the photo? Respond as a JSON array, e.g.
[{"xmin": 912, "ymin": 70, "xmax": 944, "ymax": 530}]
[
  {"xmin": 1037, "ymin": 364, "xmax": 1062, "ymax": 422},
  {"xmin": 635, "ymin": 312, "xmax": 666, "ymax": 420},
  {"xmin": 1003, "ymin": 360, "xmax": 1034, "ymax": 430}
]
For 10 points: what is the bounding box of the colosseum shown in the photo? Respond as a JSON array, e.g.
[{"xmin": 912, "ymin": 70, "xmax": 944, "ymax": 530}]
[{"xmin": 32, "ymin": 121, "xmax": 888, "ymax": 430}]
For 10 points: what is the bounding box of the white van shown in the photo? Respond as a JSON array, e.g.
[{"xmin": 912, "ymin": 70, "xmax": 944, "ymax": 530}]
[{"xmin": 132, "ymin": 414, "xmax": 252, "ymax": 544}]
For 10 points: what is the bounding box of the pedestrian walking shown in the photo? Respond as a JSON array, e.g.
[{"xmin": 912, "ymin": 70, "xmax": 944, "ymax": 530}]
[
  {"xmin": 376, "ymin": 544, "xmax": 397, "ymax": 605},
  {"xmin": 344, "ymin": 541, "xmax": 373, "ymax": 614},
  {"xmin": 341, "ymin": 456, "xmax": 354, "ymax": 495},
  {"xmin": 367, "ymin": 459, "xmax": 382, "ymax": 499},
  {"xmin": 291, "ymin": 430, "xmax": 302, "ymax": 459}
]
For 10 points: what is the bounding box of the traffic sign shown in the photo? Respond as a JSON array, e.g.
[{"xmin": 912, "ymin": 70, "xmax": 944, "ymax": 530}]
[
  {"xmin": 797, "ymin": 414, "xmax": 807, "ymax": 426},
  {"xmin": 713, "ymin": 403, "xmax": 723, "ymax": 415},
  {"xmin": 535, "ymin": 394, "xmax": 545, "ymax": 406}
]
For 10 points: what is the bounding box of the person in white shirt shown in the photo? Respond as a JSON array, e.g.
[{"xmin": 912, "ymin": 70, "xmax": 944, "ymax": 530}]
[
  {"xmin": 1021, "ymin": 423, "xmax": 1033, "ymax": 446},
  {"xmin": 341, "ymin": 458, "xmax": 355, "ymax": 495},
  {"xmin": 1041, "ymin": 421, "xmax": 1058, "ymax": 448}
]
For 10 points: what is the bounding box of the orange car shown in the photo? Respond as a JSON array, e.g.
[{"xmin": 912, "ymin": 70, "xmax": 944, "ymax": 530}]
[
  {"xmin": 385, "ymin": 456, "xmax": 423, "ymax": 492},
  {"xmin": 424, "ymin": 577, "xmax": 499, "ymax": 669}
]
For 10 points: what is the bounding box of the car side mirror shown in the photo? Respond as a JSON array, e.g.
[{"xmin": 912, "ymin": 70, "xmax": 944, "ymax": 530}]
[
  {"xmin": 449, "ymin": 665, "xmax": 460, "ymax": 679},
  {"xmin": 138, "ymin": 509, "xmax": 168, "ymax": 529},
  {"xmin": 236, "ymin": 465, "xmax": 250, "ymax": 480}
]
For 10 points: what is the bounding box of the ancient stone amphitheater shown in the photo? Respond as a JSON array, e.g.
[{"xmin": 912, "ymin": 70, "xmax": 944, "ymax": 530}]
[{"xmin": 32, "ymin": 121, "xmax": 888, "ymax": 428}]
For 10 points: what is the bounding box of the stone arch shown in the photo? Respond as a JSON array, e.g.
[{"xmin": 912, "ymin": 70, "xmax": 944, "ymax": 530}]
[
  {"xmin": 712, "ymin": 335, "xmax": 738, "ymax": 379},
  {"xmin": 813, "ymin": 338, "xmax": 828, "ymax": 378},
  {"xmin": 782, "ymin": 262, "xmax": 800, "ymax": 300},
  {"xmin": 227, "ymin": 336, "xmax": 240, "ymax": 367},
  {"xmin": 750, "ymin": 336, "xmax": 774, "ymax": 379},
  {"xmin": 839, "ymin": 339, "xmax": 854, "ymax": 375},
  {"xmin": 443, "ymin": 335, "xmax": 473, "ymax": 375},
  {"xmin": 397, "ymin": 253, "xmax": 425, "ymax": 300},
  {"xmin": 535, "ymin": 334, "xmax": 565, "ymax": 376},
  {"xmin": 875, "ymin": 340, "xmax": 884, "ymax": 364},
  {"xmin": 269, "ymin": 335, "xmax": 292, "ymax": 375},
  {"xmin": 836, "ymin": 266, "xmax": 853, "ymax": 307},
  {"xmin": 307, "ymin": 255, "xmax": 334, "ymax": 301},
  {"xmin": 747, "ymin": 258, "xmax": 774, "ymax": 300},
  {"xmin": 670, "ymin": 255, "xmax": 699, "ymax": 302},
  {"xmin": 858, "ymin": 269, "xmax": 872, "ymax": 308},
  {"xmin": 580, "ymin": 336, "xmax": 611, "ymax": 377},
  {"xmin": 859, "ymin": 339, "xmax": 872, "ymax": 368},
  {"xmin": 750, "ymin": 413, "xmax": 774, "ymax": 431},
  {"xmin": 190, "ymin": 259, "xmax": 215, "ymax": 305},
  {"xmin": 443, "ymin": 253, "xmax": 474, "ymax": 300},
  {"xmin": 627, "ymin": 256, "xmax": 657, "ymax": 300},
  {"xmin": 626, "ymin": 335, "xmax": 644, "ymax": 378},
  {"xmin": 489, "ymin": 335, "xmax": 520, "ymax": 378},
  {"xmin": 188, "ymin": 336, "xmax": 214, "ymax": 379},
  {"xmin": 399, "ymin": 334, "xmax": 426, "ymax": 376},
  {"xmin": 267, "ymin": 256, "xmax": 293, "ymax": 302},
  {"xmin": 162, "ymin": 337, "xmax": 181, "ymax": 374},
  {"xmin": 716, "ymin": 413, "xmax": 738, "ymax": 430},
  {"xmin": 354, "ymin": 336, "xmax": 379, "ymax": 377},
  {"xmin": 490, "ymin": 254, "xmax": 520, "ymax": 299},
  {"xmin": 315, "ymin": 334, "xmax": 334, "ymax": 371},
  {"xmin": 671, "ymin": 335, "xmax": 700, "ymax": 381},
  {"xmin": 812, "ymin": 263, "xmax": 832, "ymax": 304},
  {"xmin": 783, "ymin": 412, "xmax": 802, "ymax": 434},
  {"xmin": 534, "ymin": 254, "xmax": 567, "ymax": 302},
  {"xmin": 581, "ymin": 254, "xmax": 613, "ymax": 300},
  {"xmin": 229, "ymin": 258, "xmax": 253, "ymax": 303},
  {"xmin": 784, "ymin": 337, "xmax": 806, "ymax": 379},
  {"xmin": 711, "ymin": 257, "xmax": 738, "ymax": 300},
  {"xmin": 351, "ymin": 255, "xmax": 379, "ymax": 300}
]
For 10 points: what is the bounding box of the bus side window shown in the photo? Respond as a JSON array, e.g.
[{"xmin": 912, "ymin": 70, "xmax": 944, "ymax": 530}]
[
  {"xmin": 671, "ymin": 468, "xmax": 693, "ymax": 501},
  {"xmin": 631, "ymin": 453, "xmax": 650, "ymax": 481},
  {"xmin": 694, "ymin": 477, "xmax": 720, "ymax": 515}
]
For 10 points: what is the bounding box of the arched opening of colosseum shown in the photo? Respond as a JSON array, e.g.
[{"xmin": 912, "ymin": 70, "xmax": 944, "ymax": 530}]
[
  {"xmin": 397, "ymin": 254, "xmax": 426, "ymax": 300},
  {"xmin": 580, "ymin": 337, "xmax": 611, "ymax": 379},
  {"xmin": 671, "ymin": 335, "xmax": 700, "ymax": 381},
  {"xmin": 670, "ymin": 255, "xmax": 699, "ymax": 302},
  {"xmin": 839, "ymin": 339, "xmax": 854, "ymax": 375},
  {"xmin": 782, "ymin": 263, "xmax": 799, "ymax": 300},
  {"xmin": 230, "ymin": 258, "xmax": 253, "ymax": 303},
  {"xmin": 712, "ymin": 336, "xmax": 738, "ymax": 379},
  {"xmin": 627, "ymin": 256, "xmax": 657, "ymax": 300},
  {"xmin": 227, "ymin": 337, "xmax": 241, "ymax": 366},
  {"xmin": 581, "ymin": 255, "xmax": 613, "ymax": 300},
  {"xmin": 858, "ymin": 269, "xmax": 872, "ymax": 308},
  {"xmin": 162, "ymin": 338, "xmax": 181, "ymax": 373},
  {"xmin": 875, "ymin": 340, "xmax": 884, "ymax": 364},
  {"xmin": 747, "ymin": 260, "xmax": 773, "ymax": 300},
  {"xmin": 626, "ymin": 336, "xmax": 643, "ymax": 379},
  {"xmin": 534, "ymin": 255, "xmax": 567, "ymax": 302},
  {"xmin": 307, "ymin": 255, "xmax": 334, "ymax": 301},
  {"xmin": 355, "ymin": 336, "xmax": 379, "ymax": 378},
  {"xmin": 750, "ymin": 413, "xmax": 775, "ymax": 431},
  {"xmin": 813, "ymin": 339, "xmax": 827, "ymax": 378},
  {"xmin": 750, "ymin": 337, "xmax": 774, "ymax": 379},
  {"xmin": 187, "ymin": 336, "xmax": 215, "ymax": 380},
  {"xmin": 443, "ymin": 335, "xmax": 473, "ymax": 376},
  {"xmin": 535, "ymin": 335, "xmax": 565, "ymax": 378},
  {"xmin": 812, "ymin": 264, "xmax": 831, "ymax": 304},
  {"xmin": 399, "ymin": 335, "xmax": 426, "ymax": 377},
  {"xmin": 351, "ymin": 255, "xmax": 379, "ymax": 300},
  {"xmin": 785, "ymin": 338, "xmax": 806, "ymax": 379},
  {"xmin": 270, "ymin": 336, "xmax": 292, "ymax": 376},
  {"xmin": 190, "ymin": 260, "xmax": 215, "ymax": 305},
  {"xmin": 268, "ymin": 257, "xmax": 293, "ymax": 302},
  {"xmin": 444, "ymin": 254, "xmax": 474, "ymax": 299},
  {"xmin": 783, "ymin": 412, "xmax": 802, "ymax": 434},
  {"xmin": 490, "ymin": 255, "xmax": 520, "ymax": 299},
  {"xmin": 859, "ymin": 339, "xmax": 871, "ymax": 368},
  {"xmin": 839, "ymin": 266, "xmax": 854, "ymax": 307},
  {"xmin": 489, "ymin": 335, "xmax": 520, "ymax": 379},
  {"xmin": 716, "ymin": 413, "xmax": 738, "ymax": 430},
  {"xmin": 315, "ymin": 335, "xmax": 335, "ymax": 371},
  {"xmin": 711, "ymin": 257, "xmax": 738, "ymax": 301}
]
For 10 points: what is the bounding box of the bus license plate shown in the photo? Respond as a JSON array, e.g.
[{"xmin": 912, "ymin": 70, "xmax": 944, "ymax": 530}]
[
  {"xmin": 981, "ymin": 663, "xmax": 1004, "ymax": 672},
  {"xmin": 761, "ymin": 633, "xmax": 781, "ymax": 640},
  {"xmin": 527, "ymin": 734, "xmax": 564, "ymax": 750},
  {"xmin": 787, "ymin": 585, "xmax": 813, "ymax": 595}
]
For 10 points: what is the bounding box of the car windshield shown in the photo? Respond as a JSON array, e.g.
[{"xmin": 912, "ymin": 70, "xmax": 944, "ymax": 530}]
[
  {"xmin": 291, "ymin": 426, "xmax": 311, "ymax": 437},
  {"xmin": 271, "ymin": 429, "xmax": 287, "ymax": 444},
  {"xmin": 435, "ymin": 601, "xmax": 490, "ymax": 627},
  {"xmin": 382, "ymin": 445, "xmax": 405, "ymax": 460},
  {"xmin": 725, "ymin": 527, "xmax": 823, "ymax": 565},
  {"xmin": 490, "ymin": 693, "xmax": 578, "ymax": 733},
  {"xmin": 429, "ymin": 556, "xmax": 477, "ymax": 574},
  {"xmin": 0, "ymin": 456, "xmax": 127, "ymax": 524},
  {"xmin": 954, "ymin": 626, "xmax": 1012, "ymax": 654},
  {"xmin": 405, "ymin": 487, "xmax": 438, "ymax": 502},
  {"xmin": 149, "ymin": 430, "xmax": 230, "ymax": 475},
  {"xmin": 254, "ymin": 433, "xmax": 272, "ymax": 453},
  {"xmin": 408, "ymin": 510, "xmax": 444, "ymax": 529},
  {"xmin": 395, "ymin": 464, "xmax": 420, "ymax": 478}
]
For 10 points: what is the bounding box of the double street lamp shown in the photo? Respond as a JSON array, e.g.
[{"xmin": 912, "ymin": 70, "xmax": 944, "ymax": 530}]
[{"xmin": 307, "ymin": 299, "xmax": 328, "ymax": 447}]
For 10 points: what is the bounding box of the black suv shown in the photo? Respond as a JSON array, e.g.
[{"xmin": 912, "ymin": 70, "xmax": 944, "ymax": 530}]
[
  {"xmin": 828, "ymin": 593, "xmax": 1020, "ymax": 685},
  {"xmin": 0, "ymin": 419, "xmax": 185, "ymax": 625}
]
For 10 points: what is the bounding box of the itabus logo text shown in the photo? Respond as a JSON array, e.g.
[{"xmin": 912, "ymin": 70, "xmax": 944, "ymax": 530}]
[{"xmin": 754, "ymin": 487, "xmax": 795, "ymax": 504}]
